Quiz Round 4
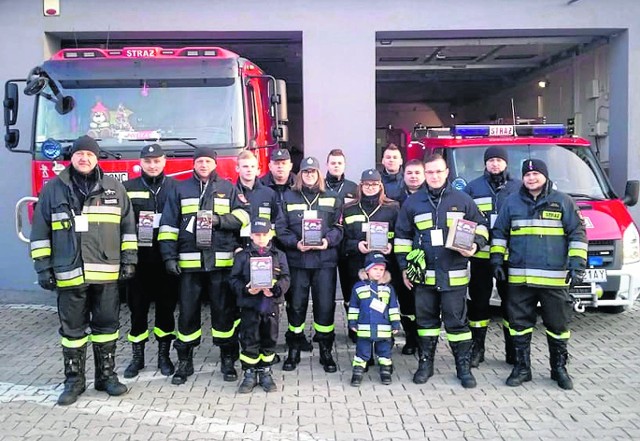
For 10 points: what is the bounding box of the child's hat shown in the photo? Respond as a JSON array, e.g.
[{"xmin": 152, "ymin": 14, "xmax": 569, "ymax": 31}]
[
  {"xmin": 251, "ymin": 219, "xmax": 271, "ymax": 234},
  {"xmin": 365, "ymin": 252, "xmax": 387, "ymax": 270}
]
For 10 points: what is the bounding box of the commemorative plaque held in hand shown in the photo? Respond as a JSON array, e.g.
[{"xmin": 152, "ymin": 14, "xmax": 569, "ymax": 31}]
[
  {"xmin": 302, "ymin": 218, "xmax": 323, "ymax": 247},
  {"xmin": 195, "ymin": 210, "xmax": 213, "ymax": 249},
  {"xmin": 250, "ymin": 256, "xmax": 273, "ymax": 289},
  {"xmin": 445, "ymin": 218, "xmax": 477, "ymax": 253},
  {"xmin": 138, "ymin": 211, "xmax": 155, "ymax": 247},
  {"xmin": 367, "ymin": 221, "xmax": 389, "ymax": 251}
]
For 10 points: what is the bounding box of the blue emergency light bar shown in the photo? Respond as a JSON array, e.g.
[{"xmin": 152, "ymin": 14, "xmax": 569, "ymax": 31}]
[{"xmin": 452, "ymin": 124, "xmax": 567, "ymax": 138}]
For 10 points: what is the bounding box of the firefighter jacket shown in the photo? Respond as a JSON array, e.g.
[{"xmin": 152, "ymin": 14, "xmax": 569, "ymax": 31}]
[
  {"xmin": 490, "ymin": 183, "xmax": 587, "ymax": 288},
  {"xmin": 229, "ymin": 242, "xmax": 291, "ymax": 309},
  {"xmin": 325, "ymin": 173, "xmax": 358, "ymax": 205},
  {"xmin": 394, "ymin": 186, "xmax": 489, "ymax": 291},
  {"xmin": 381, "ymin": 168, "xmax": 403, "ymax": 199},
  {"xmin": 342, "ymin": 195, "xmax": 399, "ymax": 257},
  {"xmin": 347, "ymin": 269, "xmax": 401, "ymax": 340},
  {"xmin": 260, "ymin": 172, "xmax": 295, "ymax": 207},
  {"xmin": 464, "ymin": 171, "xmax": 521, "ymax": 259},
  {"xmin": 387, "ymin": 182, "xmax": 427, "ymax": 205},
  {"xmin": 275, "ymin": 186, "xmax": 344, "ymax": 269},
  {"xmin": 158, "ymin": 171, "xmax": 249, "ymax": 272},
  {"xmin": 30, "ymin": 166, "xmax": 138, "ymax": 289},
  {"xmin": 124, "ymin": 172, "xmax": 177, "ymax": 263},
  {"xmin": 234, "ymin": 179, "xmax": 280, "ymax": 242}
]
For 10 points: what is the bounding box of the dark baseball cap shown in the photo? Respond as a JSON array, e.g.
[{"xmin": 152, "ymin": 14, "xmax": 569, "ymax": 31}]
[
  {"xmin": 140, "ymin": 144, "xmax": 165, "ymax": 158},
  {"xmin": 365, "ymin": 252, "xmax": 387, "ymax": 270},
  {"xmin": 251, "ymin": 219, "xmax": 271, "ymax": 234},
  {"xmin": 360, "ymin": 168, "xmax": 382, "ymax": 182},
  {"xmin": 300, "ymin": 156, "xmax": 320, "ymax": 171},
  {"xmin": 270, "ymin": 149, "xmax": 291, "ymax": 161}
]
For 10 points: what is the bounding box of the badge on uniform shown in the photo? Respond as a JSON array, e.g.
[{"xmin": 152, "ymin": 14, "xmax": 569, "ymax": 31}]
[
  {"xmin": 369, "ymin": 297, "xmax": 387, "ymax": 314},
  {"xmin": 138, "ymin": 211, "xmax": 155, "ymax": 247},
  {"xmin": 73, "ymin": 213, "xmax": 89, "ymax": 232},
  {"xmin": 196, "ymin": 209, "xmax": 213, "ymax": 249},
  {"xmin": 430, "ymin": 229, "xmax": 444, "ymax": 247}
]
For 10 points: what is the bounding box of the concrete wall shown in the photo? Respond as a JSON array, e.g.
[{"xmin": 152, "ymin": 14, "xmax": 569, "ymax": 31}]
[{"xmin": 2, "ymin": 0, "xmax": 640, "ymax": 290}]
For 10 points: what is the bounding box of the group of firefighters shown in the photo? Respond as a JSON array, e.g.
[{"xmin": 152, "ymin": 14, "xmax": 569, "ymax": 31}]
[{"xmin": 29, "ymin": 135, "xmax": 587, "ymax": 405}]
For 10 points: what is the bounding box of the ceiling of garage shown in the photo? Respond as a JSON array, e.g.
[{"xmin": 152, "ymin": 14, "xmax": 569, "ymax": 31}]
[{"xmin": 376, "ymin": 30, "xmax": 617, "ymax": 105}]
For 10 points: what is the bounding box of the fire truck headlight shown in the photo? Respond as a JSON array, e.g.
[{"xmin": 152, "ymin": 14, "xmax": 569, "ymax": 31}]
[{"xmin": 622, "ymin": 223, "xmax": 640, "ymax": 264}]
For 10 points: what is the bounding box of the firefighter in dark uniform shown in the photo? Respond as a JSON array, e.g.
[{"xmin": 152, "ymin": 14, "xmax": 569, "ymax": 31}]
[
  {"xmin": 380, "ymin": 143, "xmax": 404, "ymax": 199},
  {"xmin": 261, "ymin": 148, "xmax": 296, "ymax": 207},
  {"xmin": 275, "ymin": 156, "xmax": 344, "ymax": 372},
  {"xmin": 491, "ymin": 159, "xmax": 587, "ymax": 390},
  {"xmin": 341, "ymin": 169, "xmax": 398, "ymax": 343},
  {"xmin": 230, "ymin": 219, "xmax": 291, "ymax": 393},
  {"xmin": 122, "ymin": 144, "xmax": 178, "ymax": 378},
  {"xmin": 463, "ymin": 146, "xmax": 520, "ymax": 368},
  {"xmin": 394, "ymin": 153, "xmax": 488, "ymax": 388},
  {"xmin": 30, "ymin": 135, "xmax": 136, "ymax": 405},
  {"xmin": 159, "ymin": 147, "xmax": 250, "ymax": 385}
]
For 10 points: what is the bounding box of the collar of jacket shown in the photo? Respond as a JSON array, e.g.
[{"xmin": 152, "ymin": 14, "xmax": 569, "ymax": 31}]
[
  {"xmin": 381, "ymin": 167, "xmax": 403, "ymax": 183},
  {"xmin": 326, "ymin": 172, "xmax": 344, "ymax": 186},
  {"xmin": 265, "ymin": 171, "xmax": 295, "ymax": 187},
  {"xmin": 236, "ymin": 177, "xmax": 264, "ymax": 193},
  {"xmin": 192, "ymin": 170, "xmax": 219, "ymax": 184},
  {"xmin": 519, "ymin": 180, "xmax": 553, "ymax": 202},
  {"xmin": 141, "ymin": 171, "xmax": 165, "ymax": 187}
]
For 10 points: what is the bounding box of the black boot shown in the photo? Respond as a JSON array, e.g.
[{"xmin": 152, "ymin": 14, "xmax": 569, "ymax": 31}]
[
  {"xmin": 413, "ymin": 336, "xmax": 437, "ymax": 384},
  {"xmin": 451, "ymin": 340, "xmax": 477, "ymax": 389},
  {"xmin": 171, "ymin": 343, "xmax": 194, "ymax": 385},
  {"xmin": 300, "ymin": 334, "xmax": 314, "ymax": 352},
  {"xmin": 401, "ymin": 317, "xmax": 418, "ymax": 355},
  {"xmin": 123, "ymin": 341, "xmax": 145, "ymax": 379},
  {"xmin": 318, "ymin": 337, "xmax": 337, "ymax": 373},
  {"xmin": 547, "ymin": 335, "xmax": 573, "ymax": 390},
  {"xmin": 282, "ymin": 332, "xmax": 301, "ymax": 371},
  {"xmin": 57, "ymin": 346, "xmax": 87, "ymax": 406},
  {"xmin": 470, "ymin": 327, "xmax": 487, "ymax": 368},
  {"xmin": 220, "ymin": 344, "xmax": 238, "ymax": 382},
  {"xmin": 350, "ymin": 365, "xmax": 365, "ymax": 387},
  {"xmin": 380, "ymin": 365, "xmax": 393, "ymax": 385},
  {"xmin": 93, "ymin": 342, "xmax": 128, "ymax": 396},
  {"xmin": 157, "ymin": 340, "xmax": 175, "ymax": 376},
  {"xmin": 258, "ymin": 366, "xmax": 277, "ymax": 392},
  {"xmin": 506, "ymin": 334, "xmax": 533, "ymax": 387},
  {"xmin": 238, "ymin": 368, "xmax": 258, "ymax": 394},
  {"xmin": 503, "ymin": 324, "xmax": 515, "ymax": 365}
]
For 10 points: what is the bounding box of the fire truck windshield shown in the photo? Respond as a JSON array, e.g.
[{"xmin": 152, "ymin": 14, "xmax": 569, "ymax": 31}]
[
  {"xmin": 33, "ymin": 77, "xmax": 245, "ymax": 159},
  {"xmin": 449, "ymin": 144, "xmax": 611, "ymax": 200}
]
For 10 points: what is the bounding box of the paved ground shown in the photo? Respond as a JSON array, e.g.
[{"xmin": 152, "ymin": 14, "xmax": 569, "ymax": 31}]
[{"xmin": 0, "ymin": 289, "xmax": 639, "ymax": 440}]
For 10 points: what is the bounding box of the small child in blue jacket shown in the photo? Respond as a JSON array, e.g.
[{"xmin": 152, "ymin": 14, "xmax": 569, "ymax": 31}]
[{"xmin": 348, "ymin": 252, "xmax": 401, "ymax": 386}]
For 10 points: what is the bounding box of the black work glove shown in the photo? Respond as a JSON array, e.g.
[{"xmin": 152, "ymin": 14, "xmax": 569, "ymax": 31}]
[
  {"xmin": 211, "ymin": 214, "xmax": 220, "ymax": 229},
  {"xmin": 165, "ymin": 259, "xmax": 181, "ymax": 276},
  {"xmin": 37, "ymin": 269, "xmax": 56, "ymax": 291},
  {"xmin": 492, "ymin": 265, "xmax": 506, "ymax": 282},
  {"xmin": 565, "ymin": 269, "xmax": 585, "ymax": 287},
  {"xmin": 119, "ymin": 264, "xmax": 136, "ymax": 280}
]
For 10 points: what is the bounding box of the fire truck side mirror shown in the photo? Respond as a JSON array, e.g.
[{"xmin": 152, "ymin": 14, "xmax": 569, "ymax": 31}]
[
  {"xmin": 624, "ymin": 180, "xmax": 639, "ymax": 207},
  {"xmin": 274, "ymin": 79, "xmax": 288, "ymax": 124},
  {"xmin": 4, "ymin": 82, "xmax": 19, "ymax": 126}
]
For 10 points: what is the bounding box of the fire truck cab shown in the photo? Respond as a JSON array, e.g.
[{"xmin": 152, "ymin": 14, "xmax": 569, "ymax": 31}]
[
  {"xmin": 413, "ymin": 123, "xmax": 640, "ymax": 313},
  {"xmin": 4, "ymin": 46, "xmax": 288, "ymax": 241}
]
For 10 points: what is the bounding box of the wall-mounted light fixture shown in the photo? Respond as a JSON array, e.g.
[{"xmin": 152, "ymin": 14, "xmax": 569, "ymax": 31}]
[{"xmin": 538, "ymin": 79, "xmax": 549, "ymax": 88}]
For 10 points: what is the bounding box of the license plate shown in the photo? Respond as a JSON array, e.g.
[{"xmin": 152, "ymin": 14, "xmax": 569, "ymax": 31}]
[
  {"xmin": 583, "ymin": 268, "xmax": 607, "ymax": 283},
  {"xmin": 105, "ymin": 172, "xmax": 129, "ymax": 182},
  {"xmin": 489, "ymin": 125, "xmax": 514, "ymax": 136}
]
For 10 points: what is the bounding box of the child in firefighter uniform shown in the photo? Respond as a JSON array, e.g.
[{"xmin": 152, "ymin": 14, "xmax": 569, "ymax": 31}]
[
  {"xmin": 348, "ymin": 252, "xmax": 401, "ymax": 386},
  {"xmin": 230, "ymin": 219, "xmax": 291, "ymax": 393}
]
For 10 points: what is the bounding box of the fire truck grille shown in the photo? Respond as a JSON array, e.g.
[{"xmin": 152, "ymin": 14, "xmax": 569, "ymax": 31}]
[{"xmin": 587, "ymin": 240, "xmax": 616, "ymax": 267}]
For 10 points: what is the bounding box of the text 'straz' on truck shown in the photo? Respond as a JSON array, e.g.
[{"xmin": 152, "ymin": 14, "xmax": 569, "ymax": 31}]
[
  {"xmin": 4, "ymin": 46, "xmax": 289, "ymax": 242},
  {"xmin": 415, "ymin": 123, "xmax": 640, "ymax": 313}
]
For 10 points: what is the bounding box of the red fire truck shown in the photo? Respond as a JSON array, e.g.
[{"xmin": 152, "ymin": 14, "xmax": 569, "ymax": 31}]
[
  {"xmin": 4, "ymin": 46, "xmax": 288, "ymax": 240},
  {"xmin": 412, "ymin": 123, "xmax": 640, "ymax": 313}
]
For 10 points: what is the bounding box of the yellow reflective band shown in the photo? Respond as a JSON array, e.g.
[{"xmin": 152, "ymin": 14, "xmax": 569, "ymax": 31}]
[
  {"xmin": 490, "ymin": 245, "xmax": 506, "ymax": 254},
  {"xmin": 239, "ymin": 353, "xmax": 260, "ymax": 365},
  {"xmin": 127, "ymin": 191, "xmax": 149, "ymax": 199},
  {"xmin": 347, "ymin": 313, "xmax": 359, "ymax": 321},
  {"xmin": 286, "ymin": 203, "xmax": 307, "ymax": 212},
  {"xmin": 509, "ymin": 327, "xmax": 534, "ymax": 336},
  {"xmin": 416, "ymin": 219, "xmax": 433, "ymax": 230},
  {"xmin": 128, "ymin": 330, "xmax": 150, "ymax": 343},
  {"xmin": 181, "ymin": 206, "xmax": 198, "ymax": 215},
  {"xmin": 389, "ymin": 313, "xmax": 401, "ymax": 321},
  {"xmin": 546, "ymin": 329, "xmax": 571, "ymax": 340},
  {"xmin": 447, "ymin": 332, "xmax": 472, "ymax": 342},
  {"xmin": 352, "ymin": 357, "xmax": 367, "ymax": 367},
  {"xmin": 86, "ymin": 213, "xmax": 120, "ymax": 224},
  {"xmin": 417, "ymin": 328, "xmax": 440, "ymax": 337},
  {"xmin": 377, "ymin": 331, "xmax": 392, "ymax": 338},
  {"xmin": 260, "ymin": 353, "xmax": 276, "ymax": 363},
  {"xmin": 85, "ymin": 271, "xmax": 119, "ymax": 282},
  {"xmin": 476, "ymin": 225, "xmax": 489, "ymax": 240},
  {"xmin": 61, "ymin": 336, "xmax": 89, "ymax": 348},
  {"xmin": 508, "ymin": 275, "xmax": 567, "ymax": 287},
  {"xmin": 57, "ymin": 275, "xmax": 84, "ymax": 288},
  {"xmin": 318, "ymin": 197, "xmax": 335, "ymax": 208},
  {"xmin": 477, "ymin": 203, "xmax": 492, "ymax": 212},
  {"xmin": 378, "ymin": 357, "xmax": 392, "ymax": 366},
  {"xmin": 158, "ymin": 232, "xmax": 178, "ymax": 241},
  {"xmin": 121, "ymin": 242, "xmax": 138, "ymax": 251},
  {"xmin": 177, "ymin": 329, "xmax": 202, "ymax": 342},
  {"xmin": 394, "ymin": 244, "xmax": 412, "ymax": 253},
  {"xmin": 568, "ymin": 249, "xmax": 588, "ymax": 259},
  {"xmin": 90, "ymin": 331, "xmax": 119, "ymax": 343},
  {"xmin": 313, "ymin": 322, "xmax": 335, "ymax": 333},
  {"xmin": 449, "ymin": 275, "xmax": 469, "ymax": 286},
  {"xmin": 153, "ymin": 327, "xmax": 176, "ymax": 339},
  {"xmin": 469, "ymin": 320, "xmax": 490, "ymax": 328},
  {"xmin": 232, "ymin": 209, "xmax": 250, "ymax": 226},
  {"xmin": 474, "ymin": 250, "xmax": 490, "ymax": 259},
  {"xmin": 356, "ymin": 330, "xmax": 371, "ymax": 338},
  {"xmin": 510, "ymin": 227, "xmax": 564, "ymax": 236},
  {"xmin": 52, "ymin": 221, "xmax": 68, "ymax": 231},
  {"xmin": 344, "ymin": 214, "xmax": 366, "ymax": 225},
  {"xmin": 31, "ymin": 248, "xmax": 52, "ymax": 259},
  {"xmin": 211, "ymin": 326, "xmax": 235, "ymax": 339},
  {"xmin": 288, "ymin": 323, "xmax": 305, "ymax": 333},
  {"xmin": 502, "ymin": 319, "xmax": 511, "ymax": 328}
]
